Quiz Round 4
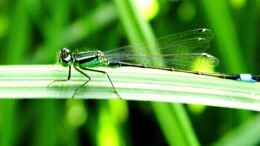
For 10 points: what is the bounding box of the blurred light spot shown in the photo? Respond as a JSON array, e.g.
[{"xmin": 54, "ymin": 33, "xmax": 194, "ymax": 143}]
[
  {"xmin": 188, "ymin": 104, "xmax": 207, "ymax": 115},
  {"xmin": 109, "ymin": 100, "xmax": 128, "ymax": 124},
  {"xmin": 177, "ymin": 1, "xmax": 196, "ymax": 22},
  {"xmin": 98, "ymin": 109, "xmax": 120, "ymax": 146},
  {"xmin": 189, "ymin": 55, "xmax": 216, "ymax": 114},
  {"xmin": 191, "ymin": 55, "xmax": 215, "ymax": 73},
  {"xmin": 0, "ymin": 14, "xmax": 8, "ymax": 38},
  {"xmin": 134, "ymin": 0, "xmax": 159, "ymax": 21},
  {"xmin": 66, "ymin": 100, "xmax": 87, "ymax": 128},
  {"xmin": 230, "ymin": 0, "xmax": 246, "ymax": 9}
]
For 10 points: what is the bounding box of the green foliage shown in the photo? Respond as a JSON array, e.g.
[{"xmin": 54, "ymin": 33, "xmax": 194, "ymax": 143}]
[{"xmin": 0, "ymin": 0, "xmax": 259, "ymax": 146}]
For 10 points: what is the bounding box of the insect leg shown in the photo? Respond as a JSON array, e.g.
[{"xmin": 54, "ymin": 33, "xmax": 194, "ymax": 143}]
[
  {"xmin": 67, "ymin": 65, "xmax": 71, "ymax": 80},
  {"xmin": 72, "ymin": 65, "xmax": 91, "ymax": 98},
  {"xmin": 48, "ymin": 65, "xmax": 72, "ymax": 87},
  {"xmin": 79, "ymin": 67, "xmax": 122, "ymax": 99}
]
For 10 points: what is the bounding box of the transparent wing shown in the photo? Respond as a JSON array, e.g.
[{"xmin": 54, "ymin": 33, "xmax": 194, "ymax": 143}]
[
  {"xmin": 107, "ymin": 53, "xmax": 219, "ymax": 70},
  {"xmin": 105, "ymin": 28, "xmax": 213, "ymax": 54},
  {"xmin": 104, "ymin": 28, "xmax": 217, "ymax": 70}
]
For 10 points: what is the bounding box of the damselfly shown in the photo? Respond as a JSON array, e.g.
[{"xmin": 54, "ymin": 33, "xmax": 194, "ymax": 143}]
[{"xmin": 58, "ymin": 28, "xmax": 260, "ymax": 98}]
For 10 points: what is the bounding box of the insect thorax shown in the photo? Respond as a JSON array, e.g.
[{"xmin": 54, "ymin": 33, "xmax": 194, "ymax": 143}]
[
  {"xmin": 97, "ymin": 51, "xmax": 109, "ymax": 65},
  {"xmin": 76, "ymin": 51, "xmax": 109, "ymax": 68}
]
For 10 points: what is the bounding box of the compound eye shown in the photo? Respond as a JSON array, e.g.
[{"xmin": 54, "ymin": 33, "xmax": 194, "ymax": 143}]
[{"xmin": 60, "ymin": 48, "xmax": 72, "ymax": 63}]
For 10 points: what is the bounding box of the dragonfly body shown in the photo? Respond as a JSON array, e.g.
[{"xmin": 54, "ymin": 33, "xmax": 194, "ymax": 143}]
[
  {"xmin": 59, "ymin": 48, "xmax": 260, "ymax": 84},
  {"xmin": 58, "ymin": 48, "xmax": 121, "ymax": 98},
  {"xmin": 57, "ymin": 28, "xmax": 260, "ymax": 98},
  {"xmin": 60, "ymin": 48, "xmax": 109, "ymax": 67}
]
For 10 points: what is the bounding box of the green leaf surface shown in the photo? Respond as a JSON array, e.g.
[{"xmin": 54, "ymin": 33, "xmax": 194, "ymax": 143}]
[{"xmin": 0, "ymin": 65, "xmax": 259, "ymax": 112}]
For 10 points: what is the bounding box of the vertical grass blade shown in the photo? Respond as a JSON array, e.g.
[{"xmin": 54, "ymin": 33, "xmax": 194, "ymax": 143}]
[
  {"xmin": 5, "ymin": 0, "xmax": 30, "ymax": 64},
  {"xmin": 32, "ymin": 0, "xmax": 70, "ymax": 145},
  {"xmin": 201, "ymin": 0, "xmax": 255, "ymax": 136},
  {"xmin": 0, "ymin": 101, "xmax": 17, "ymax": 146},
  {"xmin": 33, "ymin": 3, "xmax": 117, "ymax": 63},
  {"xmin": 0, "ymin": 0, "xmax": 31, "ymax": 145},
  {"xmin": 201, "ymin": 0, "xmax": 244, "ymax": 72},
  {"xmin": 32, "ymin": 101, "xmax": 60, "ymax": 146},
  {"xmin": 113, "ymin": 0, "xmax": 200, "ymax": 145},
  {"xmin": 240, "ymin": 0, "xmax": 258, "ymax": 72},
  {"xmin": 212, "ymin": 114, "xmax": 260, "ymax": 146}
]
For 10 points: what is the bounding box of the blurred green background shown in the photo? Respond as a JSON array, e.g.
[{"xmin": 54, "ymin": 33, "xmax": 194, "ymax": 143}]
[{"xmin": 0, "ymin": 0, "xmax": 260, "ymax": 146}]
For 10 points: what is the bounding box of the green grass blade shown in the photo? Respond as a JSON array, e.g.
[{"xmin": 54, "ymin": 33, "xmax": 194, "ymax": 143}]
[
  {"xmin": 33, "ymin": 3, "xmax": 117, "ymax": 63},
  {"xmin": 240, "ymin": 0, "xmax": 258, "ymax": 71},
  {"xmin": 0, "ymin": 100, "xmax": 18, "ymax": 146},
  {"xmin": 0, "ymin": 0, "xmax": 30, "ymax": 145},
  {"xmin": 113, "ymin": 0, "xmax": 199, "ymax": 145},
  {"xmin": 41, "ymin": 0, "xmax": 70, "ymax": 63},
  {"xmin": 201, "ymin": 0, "xmax": 244, "ymax": 72},
  {"xmin": 5, "ymin": 0, "xmax": 30, "ymax": 64},
  {"xmin": 1, "ymin": 65, "xmax": 260, "ymax": 109},
  {"xmin": 32, "ymin": 101, "xmax": 60, "ymax": 146},
  {"xmin": 201, "ymin": 0, "xmax": 253, "ymax": 124},
  {"xmin": 152, "ymin": 103, "xmax": 200, "ymax": 146},
  {"xmin": 212, "ymin": 114, "xmax": 260, "ymax": 146}
]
